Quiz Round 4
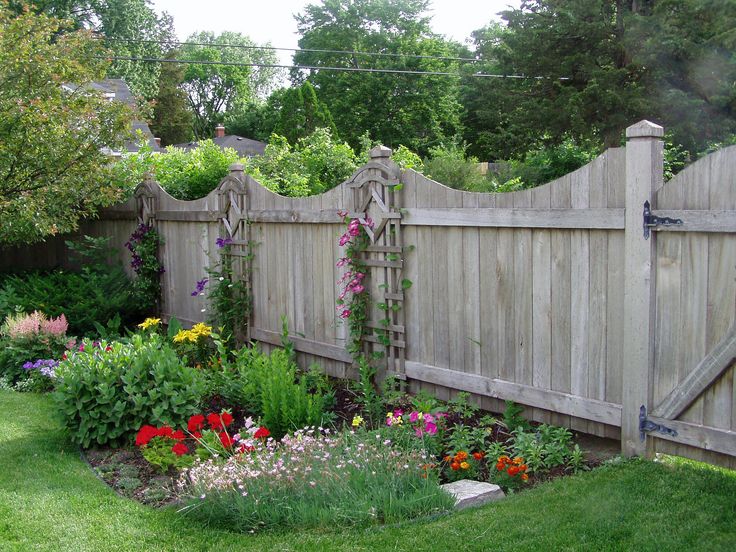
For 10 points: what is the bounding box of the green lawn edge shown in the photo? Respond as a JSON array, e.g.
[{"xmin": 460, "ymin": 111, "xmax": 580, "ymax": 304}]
[{"xmin": 1, "ymin": 390, "xmax": 735, "ymax": 552}]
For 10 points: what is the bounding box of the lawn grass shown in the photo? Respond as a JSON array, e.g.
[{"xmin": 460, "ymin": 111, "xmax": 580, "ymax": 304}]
[{"xmin": 1, "ymin": 389, "xmax": 735, "ymax": 551}]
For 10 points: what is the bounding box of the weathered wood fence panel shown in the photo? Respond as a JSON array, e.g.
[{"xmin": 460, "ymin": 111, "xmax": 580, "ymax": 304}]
[{"xmin": 2, "ymin": 120, "xmax": 735, "ymax": 469}]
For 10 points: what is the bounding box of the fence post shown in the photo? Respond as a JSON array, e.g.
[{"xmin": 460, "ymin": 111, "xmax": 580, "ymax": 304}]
[{"xmin": 621, "ymin": 120, "xmax": 664, "ymax": 457}]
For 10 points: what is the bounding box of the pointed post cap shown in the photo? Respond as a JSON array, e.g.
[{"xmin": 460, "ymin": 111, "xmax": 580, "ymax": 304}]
[
  {"xmin": 370, "ymin": 145, "xmax": 392, "ymax": 160},
  {"xmin": 626, "ymin": 120, "xmax": 664, "ymax": 139}
]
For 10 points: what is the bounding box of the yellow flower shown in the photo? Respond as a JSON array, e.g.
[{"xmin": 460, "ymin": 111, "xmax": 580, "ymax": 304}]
[
  {"xmin": 137, "ymin": 317, "xmax": 161, "ymax": 330},
  {"xmin": 173, "ymin": 329, "xmax": 195, "ymax": 343},
  {"xmin": 191, "ymin": 322, "xmax": 212, "ymax": 337},
  {"xmin": 460, "ymin": 461, "xmax": 470, "ymax": 470},
  {"xmin": 352, "ymin": 415, "xmax": 364, "ymax": 427}
]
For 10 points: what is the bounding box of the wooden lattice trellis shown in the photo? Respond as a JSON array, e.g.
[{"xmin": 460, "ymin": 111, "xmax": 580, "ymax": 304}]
[
  {"xmin": 216, "ymin": 164, "xmax": 252, "ymax": 341},
  {"xmin": 346, "ymin": 146, "xmax": 406, "ymax": 379}
]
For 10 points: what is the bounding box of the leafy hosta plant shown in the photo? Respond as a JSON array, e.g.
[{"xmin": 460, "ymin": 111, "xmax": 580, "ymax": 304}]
[{"xmin": 54, "ymin": 334, "xmax": 204, "ymax": 448}]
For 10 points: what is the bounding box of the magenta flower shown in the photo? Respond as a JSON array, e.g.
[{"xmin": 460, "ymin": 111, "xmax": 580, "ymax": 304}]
[
  {"xmin": 409, "ymin": 411, "xmax": 420, "ymax": 423},
  {"xmin": 339, "ymin": 234, "xmax": 350, "ymax": 246},
  {"xmin": 352, "ymin": 284, "xmax": 365, "ymax": 294},
  {"xmin": 423, "ymin": 413, "xmax": 435, "ymax": 424},
  {"xmin": 424, "ymin": 421, "xmax": 438, "ymax": 435},
  {"xmin": 336, "ymin": 258, "xmax": 349, "ymax": 268},
  {"xmin": 340, "ymin": 309, "xmax": 351, "ymax": 319}
]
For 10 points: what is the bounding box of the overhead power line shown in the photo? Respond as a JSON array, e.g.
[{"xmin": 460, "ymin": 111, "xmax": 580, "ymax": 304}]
[
  {"xmin": 98, "ymin": 55, "xmax": 565, "ymax": 80},
  {"xmin": 97, "ymin": 37, "xmax": 480, "ymax": 63}
]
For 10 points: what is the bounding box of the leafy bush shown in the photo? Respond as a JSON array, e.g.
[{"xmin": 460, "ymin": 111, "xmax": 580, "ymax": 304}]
[
  {"xmin": 54, "ymin": 334, "xmax": 204, "ymax": 448},
  {"xmin": 0, "ymin": 311, "xmax": 69, "ymax": 383},
  {"xmin": 109, "ymin": 140, "xmax": 241, "ymax": 200},
  {"xmin": 245, "ymin": 128, "xmax": 359, "ymax": 196},
  {"xmin": 502, "ymin": 138, "xmax": 600, "ymax": 188},
  {"xmin": 423, "ymin": 142, "xmax": 490, "ymax": 191},
  {"xmin": 0, "ymin": 236, "xmax": 142, "ymax": 336},
  {"xmin": 180, "ymin": 428, "xmax": 453, "ymax": 531}
]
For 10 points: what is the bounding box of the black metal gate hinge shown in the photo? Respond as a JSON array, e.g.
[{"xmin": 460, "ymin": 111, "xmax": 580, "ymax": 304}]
[
  {"xmin": 639, "ymin": 405, "xmax": 678, "ymax": 441},
  {"xmin": 643, "ymin": 200, "xmax": 683, "ymax": 239}
]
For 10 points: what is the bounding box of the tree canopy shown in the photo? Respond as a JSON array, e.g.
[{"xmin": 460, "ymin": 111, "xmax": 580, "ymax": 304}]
[
  {"xmin": 179, "ymin": 31, "xmax": 281, "ymax": 139},
  {"xmin": 0, "ymin": 4, "xmax": 132, "ymax": 245},
  {"xmin": 293, "ymin": 0, "xmax": 464, "ymax": 155}
]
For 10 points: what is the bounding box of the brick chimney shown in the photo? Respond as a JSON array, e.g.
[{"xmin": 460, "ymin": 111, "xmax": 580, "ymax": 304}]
[{"xmin": 215, "ymin": 124, "xmax": 225, "ymax": 138}]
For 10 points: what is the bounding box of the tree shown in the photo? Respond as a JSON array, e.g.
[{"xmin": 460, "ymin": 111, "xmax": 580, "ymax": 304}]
[
  {"xmin": 273, "ymin": 82, "xmax": 337, "ymax": 143},
  {"xmin": 179, "ymin": 31, "xmax": 281, "ymax": 139},
  {"xmin": 294, "ymin": 0, "xmax": 464, "ymax": 155},
  {"xmin": 96, "ymin": 0, "xmax": 176, "ymax": 102},
  {"xmin": 461, "ymin": 0, "xmax": 736, "ymax": 161},
  {"xmin": 150, "ymin": 52, "xmax": 193, "ymax": 146},
  {"xmin": 0, "ymin": 5, "xmax": 132, "ymax": 246}
]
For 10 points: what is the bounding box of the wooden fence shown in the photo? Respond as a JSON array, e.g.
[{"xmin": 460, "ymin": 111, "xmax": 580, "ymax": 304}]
[{"xmin": 2, "ymin": 120, "xmax": 735, "ymax": 468}]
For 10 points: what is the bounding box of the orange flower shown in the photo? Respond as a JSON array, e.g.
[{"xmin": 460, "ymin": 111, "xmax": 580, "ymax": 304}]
[
  {"xmin": 521, "ymin": 473, "xmax": 529, "ymax": 481},
  {"xmin": 443, "ymin": 455, "xmax": 452, "ymax": 463},
  {"xmin": 520, "ymin": 464, "xmax": 528, "ymax": 472},
  {"xmin": 460, "ymin": 461, "xmax": 470, "ymax": 470},
  {"xmin": 496, "ymin": 462, "xmax": 505, "ymax": 471},
  {"xmin": 508, "ymin": 466, "xmax": 520, "ymax": 476},
  {"xmin": 498, "ymin": 455, "xmax": 511, "ymax": 464},
  {"xmin": 513, "ymin": 457, "xmax": 524, "ymax": 465},
  {"xmin": 472, "ymin": 451, "xmax": 485, "ymax": 460},
  {"xmin": 451, "ymin": 462, "xmax": 461, "ymax": 471},
  {"xmin": 455, "ymin": 451, "xmax": 468, "ymax": 461}
]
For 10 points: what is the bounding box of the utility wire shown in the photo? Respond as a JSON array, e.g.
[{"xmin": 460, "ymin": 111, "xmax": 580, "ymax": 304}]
[
  {"xmin": 98, "ymin": 55, "xmax": 564, "ymax": 80},
  {"xmin": 96, "ymin": 37, "xmax": 480, "ymax": 63}
]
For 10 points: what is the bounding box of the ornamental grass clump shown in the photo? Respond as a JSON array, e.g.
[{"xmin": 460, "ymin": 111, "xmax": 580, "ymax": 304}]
[{"xmin": 179, "ymin": 428, "xmax": 453, "ymax": 531}]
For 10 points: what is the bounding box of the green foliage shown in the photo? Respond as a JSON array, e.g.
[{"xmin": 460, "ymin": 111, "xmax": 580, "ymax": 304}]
[
  {"xmin": 445, "ymin": 423, "xmax": 490, "ymax": 455},
  {"xmin": 504, "ymin": 138, "xmax": 600, "ymax": 188},
  {"xmin": 109, "ymin": 139, "xmax": 241, "ymax": 200},
  {"xmin": 245, "ymin": 128, "xmax": 359, "ymax": 196},
  {"xmin": 410, "ymin": 390, "xmax": 441, "ymax": 413},
  {"xmin": 140, "ymin": 436, "xmax": 194, "ymax": 473},
  {"xmin": 511, "ymin": 424, "xmax": 583, "ymax": 474},
  {"xmin": 54, "ymin": 334, "xmax": 204, "ymax": 448},
  {"xmin": 502, "ymin": 400, "xmax": 531, "ymax": 432},
  {"xmin": 353, "ymin": 356, "xmax": 384, "ymax": 426},
  {"xmin": 205, "ymin": 243, "xmax": 252, "ymax": 341},
  {"xmin": 0, "ymin": 237, "xmax": 142, "ymax": 336},
  {"xmin": 271, "ymin": 82, "xmax": 338, "ymax": 144},
  {"xmin": 96, "ymin": 0, "xmax": 176, "ymax": 101},
  {"xmin": 220, "ymin": 347, "xmax": 331, "ymax": 438},
  {"xmin": 294, "ymin": 0, "xmax": 464, "ymax": 155},
  {"xmin": 150, "ymin": 51, "xmax": 194, "ymax": 146},
  {"xmin": 0, "ymin": 5, "xmax": 133, "ymax": 245},
  {"xmin": 446, "ymin": 392, "xmax": 480, "ymax": 420},
  {"xmin": 0, "ymin": 319, "xmax": 68, "ymax": 384},
  {"xmin": 179, "ymin": 31, "xmax": 280, "ymax": 139},
  {"xmin": 423, "ymin": 142, "xmax": 489, "ymax": 191}
]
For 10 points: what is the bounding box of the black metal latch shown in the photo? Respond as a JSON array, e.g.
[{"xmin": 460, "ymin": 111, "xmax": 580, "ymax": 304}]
[
  {"xmin": 643, "ymin": 200, "xmax": 683, "ymax": 239},
  {"xmin": 639, "ymin": 405, "xmax": 678, "ymax": 441}
]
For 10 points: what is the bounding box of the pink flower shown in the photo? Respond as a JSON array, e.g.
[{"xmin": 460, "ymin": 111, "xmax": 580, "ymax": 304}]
[
  {"xmin": 409, "ymin": 411, "xmax": 420, "ymax": 423},
  {"xmin": 340, "ymin": 309, "xmax": 351, "ymax": 319},
  {"xmin": 423, "ymin": 413, "xmax": 435, "ymax": 424},
  {"xmin": 336, "ymin": 258, "xmax": 349, "ymax": 268},
  {"xmin": 354, "ymin": 272, "xmax": 365, "ymax": 280},
  {"xmin": 414, "ymin": 426, "xmax": 424, "ymax": 437},
  {"xmin": 352, "ymin": 284, "xmax": 365, "ymax": 294},
  {"xmin": 339, "ymin": 234, "xmax": 351, "ymax": 246},
  {"xmin": 424, "ymin": 422, "xmax": 438, "ymax": 435},
  {"xmin": 364, "ymin": 217, "xmax": 375, "ymax": 229}
]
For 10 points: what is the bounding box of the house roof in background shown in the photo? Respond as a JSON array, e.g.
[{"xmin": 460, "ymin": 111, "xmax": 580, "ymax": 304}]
[
  {"xmin": 173, "ymin": 135, "xmax": 267, "ymax": 157},
  {"xmin": 95, "ymin": 79, "xmax": 160, "ymax": 153}
]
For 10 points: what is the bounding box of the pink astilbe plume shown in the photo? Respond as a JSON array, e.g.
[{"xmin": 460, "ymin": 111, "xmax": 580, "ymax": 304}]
[
  {"xmin": 3, "ymin": 311, "xmax": 44, "ymax": 339},
  {"xmin": 41, "ymin": 314, "xmax": 68, "ymax": 336}
]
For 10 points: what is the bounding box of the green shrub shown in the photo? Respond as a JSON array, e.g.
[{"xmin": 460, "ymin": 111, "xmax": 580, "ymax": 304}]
[
  {"xmin": 210, "ymin": 346, "xmax": 331, "ymax": 438},
  {"xmin": 503, "ymin": 138, "xmax": 600, "ymax": 188},
  {"xmin": 54, "ymin": 334, "xmax": 204, "ymax": 448},
  {"xmin": 0, "ymin": 236, "xmax": 142, "ymax": 336},
  {"xmin": 423, "ymin": 142, "xmax": 490, "ymax": 191}
]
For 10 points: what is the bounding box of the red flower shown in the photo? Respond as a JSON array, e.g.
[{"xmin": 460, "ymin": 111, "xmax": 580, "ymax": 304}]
[
  {"xmin": 238, "ymin": 444, "xmax": 254, "ymax": 454},
  {"xmin": 191, "ymin": 431, "xmax": 202, "ymax": 439},
  {"xmin": 187, "ymin": 414, "xmax": 205, "ymax": 432},
  {"xmin": 220, "ymin": 411, "xmax": 233, "ymax": 427},
  {"xmin": 207, "ymin": 413, "xmax": 224, "ymax": 430},
  {"xmin": 135, "ymin": 425, "xmax": 158, "ymax": 447},
  {"xmin": 253, "ymin": 427, "xmax": 270, "ymax": 439},
  {"xmin": 507, "ymin": 466, "xmax": 520, "ymax": 476},
  {"xmin": 171, "ymin": 430, "xmax": 186, "ymax": 441},
  {"xmin": 171, "ymin": 442, "xmax": 188, "ymax": 456},
  {"xmin": 219, "ymin": 432, "xmax": 234, "ymax": 448},
  {"xmin": 157, "ymin": 425, "xmax": 174, "ymax": 438},
  {"xmin": 472, "ymin": 452, "xmax": 485, "ymax": 460}
]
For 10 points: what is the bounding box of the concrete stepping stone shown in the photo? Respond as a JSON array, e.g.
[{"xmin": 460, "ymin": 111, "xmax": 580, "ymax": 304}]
[{"xmin": 441, "ymin": 479, "xmax": 505, "ymax": 509}]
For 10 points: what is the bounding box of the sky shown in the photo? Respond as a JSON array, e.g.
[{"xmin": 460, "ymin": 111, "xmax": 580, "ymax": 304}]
[{"xmin": 150, "ymin": 0, "xmax": 522, "ymax": 64}]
